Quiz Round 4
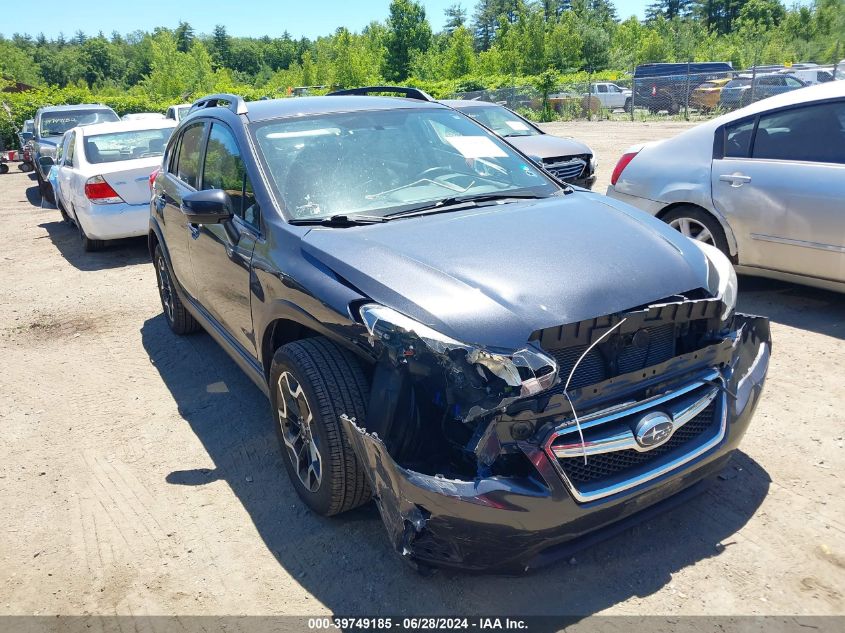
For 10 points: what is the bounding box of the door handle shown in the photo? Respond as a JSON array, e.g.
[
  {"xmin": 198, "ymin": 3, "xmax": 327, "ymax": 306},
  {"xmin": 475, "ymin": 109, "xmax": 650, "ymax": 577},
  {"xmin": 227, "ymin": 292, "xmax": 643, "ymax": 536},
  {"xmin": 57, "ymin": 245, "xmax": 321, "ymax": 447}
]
[
  {"xmin": 154, "ymin": 194, "xmax": 166, "ymax": 217},
  {"xmin": 719, "ymin": 173, "xmax": 752, "ymax": 187}
]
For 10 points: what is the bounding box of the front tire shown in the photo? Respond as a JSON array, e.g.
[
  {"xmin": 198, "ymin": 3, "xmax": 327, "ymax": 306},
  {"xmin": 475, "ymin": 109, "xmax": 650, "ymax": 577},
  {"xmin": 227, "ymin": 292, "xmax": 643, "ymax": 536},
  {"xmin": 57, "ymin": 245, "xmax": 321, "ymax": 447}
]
[
  {"xmin": 661, "ymin": 205, "xmax": 730, "ymax": 256},
  {"xmin": 37, "ymin": 170, "xmax": 55, "ymax": 204},
  {"xmin": 270, "ymin": 337, "xmax": 371, "ymax": 516},
  {"xmin": 56, "ymin": 196, "xmax": 71, "ymax": 223},
  {"xmin": 154, "ymin": 245, "xmax": 200, "ymax": 334},
  {"xmin": 624, "ymin": 97, "xmax": 632, "ymax": 113}
]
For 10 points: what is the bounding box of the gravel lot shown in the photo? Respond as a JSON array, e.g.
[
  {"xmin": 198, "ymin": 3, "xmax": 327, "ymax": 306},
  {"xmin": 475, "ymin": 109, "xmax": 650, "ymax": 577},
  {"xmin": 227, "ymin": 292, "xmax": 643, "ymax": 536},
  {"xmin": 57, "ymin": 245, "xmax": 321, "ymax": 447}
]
[{"xmin": 1, "ymin": 120, "xmax": 843, "ymax": 617}]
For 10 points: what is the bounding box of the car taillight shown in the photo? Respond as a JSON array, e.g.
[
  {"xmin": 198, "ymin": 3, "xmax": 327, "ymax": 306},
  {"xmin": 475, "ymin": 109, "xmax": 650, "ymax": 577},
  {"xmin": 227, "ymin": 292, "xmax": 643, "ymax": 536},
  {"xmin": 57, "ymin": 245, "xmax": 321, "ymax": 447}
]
[
  {"xmin": 149, "ymin": 168, "xmax": 160, "ymax": 191},
  {"xmin": 84, "ymin": 175, "xmax": 123, "ymax": 204},
  {"xmin": 610, "ymin": 150, "xmax": 640, "ymax": 186}
]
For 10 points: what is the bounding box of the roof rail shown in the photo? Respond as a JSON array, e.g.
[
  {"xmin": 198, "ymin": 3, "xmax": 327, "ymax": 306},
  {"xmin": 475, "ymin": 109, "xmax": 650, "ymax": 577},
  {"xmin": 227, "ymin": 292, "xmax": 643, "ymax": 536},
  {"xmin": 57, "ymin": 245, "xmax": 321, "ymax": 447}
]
[
  {"xmin": 190, "ymin": 93, "xmax": 249, "ymax": 115},
  {"xmin": 327, "ymin": 86, "xmax": 436, "ymax": 102}
]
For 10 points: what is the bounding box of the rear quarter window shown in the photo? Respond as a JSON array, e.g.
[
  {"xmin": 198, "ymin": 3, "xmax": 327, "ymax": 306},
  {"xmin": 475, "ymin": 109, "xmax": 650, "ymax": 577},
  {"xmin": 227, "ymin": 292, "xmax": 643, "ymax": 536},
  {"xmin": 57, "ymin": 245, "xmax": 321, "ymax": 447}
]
[{"xmin": 173, "ymin": 123, "xmax": 206, "ymax": 189}]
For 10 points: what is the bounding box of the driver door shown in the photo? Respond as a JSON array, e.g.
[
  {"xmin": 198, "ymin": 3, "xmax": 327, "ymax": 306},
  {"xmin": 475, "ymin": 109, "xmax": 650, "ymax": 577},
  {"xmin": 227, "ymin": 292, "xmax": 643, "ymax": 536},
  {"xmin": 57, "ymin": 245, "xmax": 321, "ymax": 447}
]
[{"xmin": 188, "ymin": 121, "xmax": 259, "ymax": 356}]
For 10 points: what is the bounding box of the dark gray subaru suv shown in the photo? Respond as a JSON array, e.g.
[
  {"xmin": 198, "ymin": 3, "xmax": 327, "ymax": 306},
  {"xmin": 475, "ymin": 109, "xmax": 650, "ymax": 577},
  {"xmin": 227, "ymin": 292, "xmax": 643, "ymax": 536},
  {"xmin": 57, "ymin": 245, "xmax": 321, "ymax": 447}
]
[{"xmin": 149, "ymin": 93, "xmax": 770, "ymax": 573}]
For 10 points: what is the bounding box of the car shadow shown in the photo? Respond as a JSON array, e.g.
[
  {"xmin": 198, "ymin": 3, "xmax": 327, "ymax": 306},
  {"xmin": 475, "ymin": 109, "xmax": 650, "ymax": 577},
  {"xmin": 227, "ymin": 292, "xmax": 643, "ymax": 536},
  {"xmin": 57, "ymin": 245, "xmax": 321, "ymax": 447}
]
[
  {"xmin": 38, "ymin": 219, "xmax": 149, "ymax": 271},
  {"xmin": 25, "ymin": 184, "xmax": 44, "ymax": 207},
  {"xmin": 142, "ymin": 314, "xmax": 770, "ymax": 616},
  {"xmin": 737, "ymin": 275, "xmax": 845, "ymax": 340}
]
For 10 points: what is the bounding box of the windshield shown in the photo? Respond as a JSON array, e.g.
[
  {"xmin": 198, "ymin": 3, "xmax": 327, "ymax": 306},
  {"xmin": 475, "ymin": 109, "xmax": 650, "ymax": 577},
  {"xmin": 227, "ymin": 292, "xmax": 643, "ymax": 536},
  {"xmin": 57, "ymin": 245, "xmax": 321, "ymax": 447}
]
[
  {"xmin": 39, "ymin": 109, "xmax": 119, "ymax": 137},
  {"xmin": 83, "ymin": 128, "xmax": 174, "ymax": 164},
  {"xmin": 725, "ymin": 79, "xmax": 750, "ymax": 89},
  {"xmin": 176, "ymin": 106, "xmax": 191, "ymax": 121},
  {"xmin": 456, "ymin": 105, "xmax": 540, "ymax": 138},
  {"xmin": 252, "ymin": 107, "xmax": 558, "ymax": 221}
]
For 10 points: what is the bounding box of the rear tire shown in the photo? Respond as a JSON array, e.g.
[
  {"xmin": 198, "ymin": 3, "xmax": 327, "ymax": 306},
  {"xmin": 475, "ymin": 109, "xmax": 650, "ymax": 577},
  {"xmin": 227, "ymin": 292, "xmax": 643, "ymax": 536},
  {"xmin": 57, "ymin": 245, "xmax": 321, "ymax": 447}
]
[
  {"xmin": 78, "ymin": 220, "xmax": 105, "ymax": 252},
  {"xmin": 624, "ymin": 97, "xmax": 632, "ymax": 113},
  {"xmin": 661, "ymin": 205, "xmax": 730, "ymax": 257},
  {"xmin": 0, "ymin": 163, "xmax": 8, "ymax": 175},
  {"xmin": 154, "ymin": 245, "xmax": 200, "ymax": 335},
  {"xmin": 269, "ymin": 337, "xmax": 371, "ymax": 517}
]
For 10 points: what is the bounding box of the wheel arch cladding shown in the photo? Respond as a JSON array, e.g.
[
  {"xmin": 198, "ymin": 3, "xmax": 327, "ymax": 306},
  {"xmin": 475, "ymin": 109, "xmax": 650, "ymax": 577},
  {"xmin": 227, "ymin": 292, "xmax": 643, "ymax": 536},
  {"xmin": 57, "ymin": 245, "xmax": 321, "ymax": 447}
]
[{"xmin": 262, "ymin": 318, "xmax": 322, "ymax": 379}]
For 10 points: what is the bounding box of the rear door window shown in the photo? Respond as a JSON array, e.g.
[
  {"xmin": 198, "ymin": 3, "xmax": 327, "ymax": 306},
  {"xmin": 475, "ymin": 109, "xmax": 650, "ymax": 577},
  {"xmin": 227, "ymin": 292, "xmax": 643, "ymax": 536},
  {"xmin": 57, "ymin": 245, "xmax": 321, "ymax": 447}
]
[
  {"xmin": 174, "ymin": 123, "xmax": 206, "ymax": 189},
  {"xmin": 64, "ymin": 133, "xmax": 75, "ymax": 166},
  {"xmin": 723, "ymin": 119, "xmax": 756, "ymax": 158},
  {"xmin": 752, "ymin": 101, "xmax": 845, "ymax": 164}
]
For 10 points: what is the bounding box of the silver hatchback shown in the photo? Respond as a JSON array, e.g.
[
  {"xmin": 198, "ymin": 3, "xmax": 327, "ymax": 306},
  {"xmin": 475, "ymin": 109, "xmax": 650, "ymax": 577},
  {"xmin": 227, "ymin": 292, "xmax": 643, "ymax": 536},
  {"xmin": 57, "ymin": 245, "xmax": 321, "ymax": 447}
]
[{"xmin": 607, "ymin": 81, "xmax": 845, "ymax": 292}]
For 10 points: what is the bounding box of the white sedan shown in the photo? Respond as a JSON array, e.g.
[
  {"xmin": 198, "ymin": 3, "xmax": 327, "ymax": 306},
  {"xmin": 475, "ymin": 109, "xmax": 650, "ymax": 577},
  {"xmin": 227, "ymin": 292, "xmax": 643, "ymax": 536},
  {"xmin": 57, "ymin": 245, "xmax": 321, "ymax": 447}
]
[
  {"xmin": 607, "ymin": 81, "xmax": 845, "ymax": 293},
  {"xmin": 50, "ymin": 119, "xmax": 176, "ymax": 251}
]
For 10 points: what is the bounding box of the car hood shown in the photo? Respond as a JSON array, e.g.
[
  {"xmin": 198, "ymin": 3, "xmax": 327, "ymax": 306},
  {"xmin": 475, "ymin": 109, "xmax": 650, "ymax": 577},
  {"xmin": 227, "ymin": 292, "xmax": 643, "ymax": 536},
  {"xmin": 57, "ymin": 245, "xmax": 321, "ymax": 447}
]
[
  {"xmin": 301, "ymin": 193, "xmax": 711, "ymax": 349},
  {"xmin": 507, "ymin": 134, "xmax": 593, "ymax": 160}
]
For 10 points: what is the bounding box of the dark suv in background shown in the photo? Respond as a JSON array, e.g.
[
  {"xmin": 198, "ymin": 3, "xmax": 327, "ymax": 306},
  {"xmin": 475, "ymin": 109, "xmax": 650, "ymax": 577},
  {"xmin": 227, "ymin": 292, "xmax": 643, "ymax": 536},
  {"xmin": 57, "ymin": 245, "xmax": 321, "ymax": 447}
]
[
  {"xmin": 149, "ymin": 92, "xmax": 770, "ymax": 573},
  {"xmin": 634, "ymin": 62, "xmax": 735, "ymax": 114},
  {"xmin": 32, "ymin": 103, "xmax": 119, "ymax": 202}
]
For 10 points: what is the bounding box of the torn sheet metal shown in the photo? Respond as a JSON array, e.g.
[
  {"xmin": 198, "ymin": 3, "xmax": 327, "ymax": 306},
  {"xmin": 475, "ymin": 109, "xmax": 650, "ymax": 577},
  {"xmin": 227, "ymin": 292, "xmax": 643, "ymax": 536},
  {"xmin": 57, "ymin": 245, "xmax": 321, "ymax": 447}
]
[{"xmin": 339, "ymin": 313, "xmax": 771, "ymax": 573}]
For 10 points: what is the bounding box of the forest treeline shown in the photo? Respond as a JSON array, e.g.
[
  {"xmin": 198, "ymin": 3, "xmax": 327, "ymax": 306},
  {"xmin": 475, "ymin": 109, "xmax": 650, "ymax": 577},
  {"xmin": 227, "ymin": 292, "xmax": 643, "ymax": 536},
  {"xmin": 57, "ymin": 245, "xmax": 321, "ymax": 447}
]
[{"xmin": 2, "ymin": 0, "xmax": 843, "ymax": 97}]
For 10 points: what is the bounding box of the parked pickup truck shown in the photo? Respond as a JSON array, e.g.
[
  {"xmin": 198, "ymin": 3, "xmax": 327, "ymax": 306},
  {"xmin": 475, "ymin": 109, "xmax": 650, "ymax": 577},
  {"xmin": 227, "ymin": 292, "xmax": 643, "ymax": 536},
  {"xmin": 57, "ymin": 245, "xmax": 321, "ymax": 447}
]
[
  {"xmin": 32, "ymin": 104, "xmax": 119, "ymax": 203},
  {"xmin": 549, "ymin": 82, "xmax": 632, "ymax": 114},
  {"xmin": 588, "ymin": 82, "xmax": 632, "ymax": 111}
]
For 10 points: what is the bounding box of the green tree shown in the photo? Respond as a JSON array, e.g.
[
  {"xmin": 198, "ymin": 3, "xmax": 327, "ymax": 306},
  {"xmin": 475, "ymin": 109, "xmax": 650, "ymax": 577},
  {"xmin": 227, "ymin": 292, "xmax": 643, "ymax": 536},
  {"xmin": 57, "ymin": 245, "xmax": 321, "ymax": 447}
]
[
  {"xmin": 445, "ymin": 3, "xmax": 468, "ymax": 33},
  {"xmin": 445, "ymin": 26, "xmax": 476, "ymax": 77},
  {"xmin": 210, "ymin": 24, "xmax": 231, "ymax": 69},
  {"xmin": 547, "ymin": 11, "xmax": 585, "ymax": 70},
  {"xmin": 384, "ymin": 0, "xmax": 433, "ymax": 81},
  {"xmin": 79, "ymin": 36, "xmax": 123, "ymax": 88},
  {"xmin": 174, "ymin": 21, "xmax": 195, "ymax": 53}
]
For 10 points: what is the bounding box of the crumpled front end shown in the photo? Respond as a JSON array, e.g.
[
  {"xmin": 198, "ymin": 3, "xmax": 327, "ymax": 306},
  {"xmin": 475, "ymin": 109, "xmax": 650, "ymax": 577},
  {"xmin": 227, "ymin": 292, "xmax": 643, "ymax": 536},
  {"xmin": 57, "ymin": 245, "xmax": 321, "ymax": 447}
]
[{"xmin": 343, "ymin": 302, "xmax": 771, "ymax": 573}]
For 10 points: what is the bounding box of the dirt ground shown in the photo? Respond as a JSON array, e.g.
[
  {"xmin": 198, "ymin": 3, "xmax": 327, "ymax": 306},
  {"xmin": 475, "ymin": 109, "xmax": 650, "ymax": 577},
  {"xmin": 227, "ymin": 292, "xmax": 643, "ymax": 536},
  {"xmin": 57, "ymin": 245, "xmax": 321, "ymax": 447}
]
[{"xmin": 1, "ymin": 120, "xmax": 843, "ymax": 617}]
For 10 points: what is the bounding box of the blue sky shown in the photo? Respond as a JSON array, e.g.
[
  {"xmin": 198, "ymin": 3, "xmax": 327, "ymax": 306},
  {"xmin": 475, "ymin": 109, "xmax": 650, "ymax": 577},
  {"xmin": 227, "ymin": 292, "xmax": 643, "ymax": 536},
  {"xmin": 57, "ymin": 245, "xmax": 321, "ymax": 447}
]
[{"xmin": 4, "ymin": 1, "xmax": 652, "ymax": 39}]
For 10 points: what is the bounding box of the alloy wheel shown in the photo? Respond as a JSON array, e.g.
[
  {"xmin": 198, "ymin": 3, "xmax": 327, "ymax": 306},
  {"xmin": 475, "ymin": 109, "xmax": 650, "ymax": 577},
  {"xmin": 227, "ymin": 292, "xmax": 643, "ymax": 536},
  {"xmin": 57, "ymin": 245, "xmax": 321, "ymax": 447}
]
[
  {"xmin": 277, "ymin": 371, "xmax": 322, "ymax": 492},
  {"xmin": 669, "ymin": 217, "xmax": 715, "ymax": 245},
  {"xmin": 155, "ymin": 254, "xmax": 175, "ymax": 323}
]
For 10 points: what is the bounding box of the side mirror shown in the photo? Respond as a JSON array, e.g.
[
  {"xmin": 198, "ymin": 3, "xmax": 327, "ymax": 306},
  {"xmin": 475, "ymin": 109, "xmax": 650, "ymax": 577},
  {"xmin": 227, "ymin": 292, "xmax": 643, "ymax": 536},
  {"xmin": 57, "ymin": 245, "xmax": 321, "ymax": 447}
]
[
  {"xmin": 38, "ymin": 156, "xmax": 54, "ymax": 169},
  {"xmin": 181, "ymin": 189, "xmax": 234, "ymax": 225}
]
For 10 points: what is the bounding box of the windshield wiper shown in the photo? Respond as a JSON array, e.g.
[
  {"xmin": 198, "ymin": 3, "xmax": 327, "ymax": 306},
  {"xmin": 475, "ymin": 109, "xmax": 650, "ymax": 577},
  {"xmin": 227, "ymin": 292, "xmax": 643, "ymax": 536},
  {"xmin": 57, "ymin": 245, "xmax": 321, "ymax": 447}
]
[
  {"xmin": 384, "ymin": 192, "xmax": 553, "ymax": 219},
  {"xmin": 288, "ymin": 214, "xmax": 389, "ymax": 227}
]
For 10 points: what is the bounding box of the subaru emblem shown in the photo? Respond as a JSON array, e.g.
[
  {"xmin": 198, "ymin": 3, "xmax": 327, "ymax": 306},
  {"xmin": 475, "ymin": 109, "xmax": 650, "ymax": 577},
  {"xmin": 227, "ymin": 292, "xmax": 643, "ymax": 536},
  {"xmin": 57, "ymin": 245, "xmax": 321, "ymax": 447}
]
[{"xmin": 634, "ymin": 411, "xmax": 674, "ymax": 449}]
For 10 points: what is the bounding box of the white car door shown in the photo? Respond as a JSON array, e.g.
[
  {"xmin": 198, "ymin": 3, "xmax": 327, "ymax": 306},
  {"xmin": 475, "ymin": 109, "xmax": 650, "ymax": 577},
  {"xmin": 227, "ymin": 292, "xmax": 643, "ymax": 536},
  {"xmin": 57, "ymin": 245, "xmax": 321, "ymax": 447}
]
[
  {"xmin": 57, "ymin": 131, "xmax": 76, "ymax": 212},
  {"xmin": 711, "ymin": 99, "xmax": 845, "ymax": 282}
]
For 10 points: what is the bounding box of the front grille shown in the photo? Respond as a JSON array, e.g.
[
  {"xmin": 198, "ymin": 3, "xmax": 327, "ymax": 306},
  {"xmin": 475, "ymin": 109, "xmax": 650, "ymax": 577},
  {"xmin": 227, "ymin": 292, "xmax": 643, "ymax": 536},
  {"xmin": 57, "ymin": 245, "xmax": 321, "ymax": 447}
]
[
  {"xmin": 546, "ymin": 323, "xmax": 676, "ymax": 393},
  {"xmin": 542, "ymin": 155, "xmax": 588, "ymax": 182},
  {"xmin": 558, "ymin": 402, "xmax": 717, "ymax": 484}
]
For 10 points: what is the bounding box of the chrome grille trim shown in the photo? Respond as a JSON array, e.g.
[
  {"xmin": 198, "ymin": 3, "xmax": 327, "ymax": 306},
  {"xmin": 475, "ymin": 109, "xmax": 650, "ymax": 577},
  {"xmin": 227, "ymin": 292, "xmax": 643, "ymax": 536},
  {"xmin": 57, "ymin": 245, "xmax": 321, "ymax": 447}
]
[
  {"xmin": 551, "ymin": 385, "xmax": 719, "ymax": 458},
  {"xmin": 544, "ymin": 370, "xmax": 727, "ymax": 503},
  {"xmin": 542, "ymin": 156, "xmax": 586, "ymax": 181}
]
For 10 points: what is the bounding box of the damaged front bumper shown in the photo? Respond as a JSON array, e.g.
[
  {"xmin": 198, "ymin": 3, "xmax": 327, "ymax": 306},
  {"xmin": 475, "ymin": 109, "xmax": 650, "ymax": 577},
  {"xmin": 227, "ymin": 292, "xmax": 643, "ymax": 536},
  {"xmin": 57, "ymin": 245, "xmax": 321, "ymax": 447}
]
[{"xmin": 341, "ymin": 313, "xmax": 771, "ymax": 573}]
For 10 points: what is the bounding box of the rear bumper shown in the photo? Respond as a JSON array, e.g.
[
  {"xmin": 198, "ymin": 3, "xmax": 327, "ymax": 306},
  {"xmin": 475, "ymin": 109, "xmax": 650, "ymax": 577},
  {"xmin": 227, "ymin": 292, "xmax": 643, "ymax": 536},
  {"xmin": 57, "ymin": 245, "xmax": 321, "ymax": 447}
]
[
  {"xmin": 605, "ymin": 186, "xmax": 664, "ymax": 215},
  {"xmin": 78, "ymin": 201, "xmax": 150, "ymax": 240},
  {"xmin": 342, "ymin": 314, "xmax": 770, "ymax": 573}
]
